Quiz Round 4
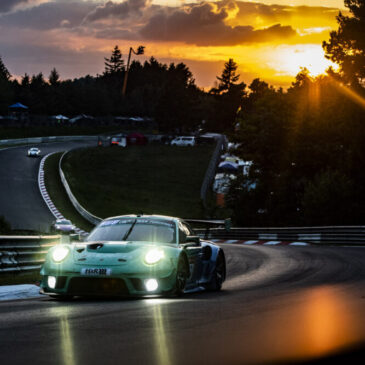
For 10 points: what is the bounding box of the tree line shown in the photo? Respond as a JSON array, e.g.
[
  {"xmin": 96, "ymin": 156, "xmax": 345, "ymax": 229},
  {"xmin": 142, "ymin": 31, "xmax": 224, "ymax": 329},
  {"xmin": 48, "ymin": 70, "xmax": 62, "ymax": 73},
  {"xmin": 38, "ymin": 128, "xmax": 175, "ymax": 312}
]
[
  {"xmin": 0, "ymin": 0, "xmax": 364, "ymax": 226},
  {"xmin": 0, "ymin": 45, "xmax": 242, "ymax": 134},
  {"xmin": 226, "ymin": 0, "xmax": 365, "ymax": 226}
]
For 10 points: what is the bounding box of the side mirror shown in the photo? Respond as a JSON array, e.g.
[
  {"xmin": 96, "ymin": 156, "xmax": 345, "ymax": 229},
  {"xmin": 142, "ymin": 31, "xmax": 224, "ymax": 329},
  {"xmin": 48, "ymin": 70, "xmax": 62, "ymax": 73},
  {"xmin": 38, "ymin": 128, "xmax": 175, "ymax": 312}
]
[{"xmin": 186, "ymin": 236, "xmax": 200, "ymax": 245}]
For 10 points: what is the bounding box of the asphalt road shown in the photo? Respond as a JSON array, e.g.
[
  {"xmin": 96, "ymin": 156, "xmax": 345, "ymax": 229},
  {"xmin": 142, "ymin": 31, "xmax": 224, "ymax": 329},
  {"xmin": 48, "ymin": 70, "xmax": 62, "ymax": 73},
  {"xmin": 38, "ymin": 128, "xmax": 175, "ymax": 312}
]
[
  {"xmin": 0, "ymin": 142, "xmax": 94, "ymax": 232},
  {"xmin": 0, "ymin": 244, "xmax": 364, "ymax": 365}
]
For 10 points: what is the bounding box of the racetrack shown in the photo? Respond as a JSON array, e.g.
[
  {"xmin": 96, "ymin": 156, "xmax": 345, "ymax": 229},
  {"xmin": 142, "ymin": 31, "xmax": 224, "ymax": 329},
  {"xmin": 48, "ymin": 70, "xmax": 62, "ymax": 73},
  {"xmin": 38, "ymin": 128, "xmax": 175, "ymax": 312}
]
[
  {"xmin": 0, "ymin": 243, "xmax": 364, "ymax": 365},
  {"xmin": 0, "ymin": 142, "xmax": 94, "ymax": 232}
]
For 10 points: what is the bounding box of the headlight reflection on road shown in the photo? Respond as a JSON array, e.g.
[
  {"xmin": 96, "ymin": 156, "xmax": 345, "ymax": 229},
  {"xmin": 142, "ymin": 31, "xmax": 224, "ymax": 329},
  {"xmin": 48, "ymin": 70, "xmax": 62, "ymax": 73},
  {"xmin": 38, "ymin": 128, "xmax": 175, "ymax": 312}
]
[
  {"xmin": 150, "ymin": 300, "xmax": 172, "ymax": 365},
  {"xmin": 49, "ymin": 307, "xmax": 76, "ymax": 365}
]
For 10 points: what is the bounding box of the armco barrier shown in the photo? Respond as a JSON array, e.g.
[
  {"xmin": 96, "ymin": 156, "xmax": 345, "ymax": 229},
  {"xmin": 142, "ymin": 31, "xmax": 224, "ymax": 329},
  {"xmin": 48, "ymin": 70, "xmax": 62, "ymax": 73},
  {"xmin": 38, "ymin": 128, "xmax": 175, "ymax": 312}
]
[
  {"xmin": 0, "ymin": 135, "xmax": 98, "ymax": 146},
  {"xmin": 0, "ymin": 235, "xmax": 60, "ymax": 274},
  {"xmin": 194, "ymin": 226, "xmax": 365, "ymax": 245},
  {"xmin": 200, "ymin": 135, "xmax": 225, "ymax": 206},
  {"xmin": 59, "ymin": 150, "xmax": 102, "ymax": 226}
]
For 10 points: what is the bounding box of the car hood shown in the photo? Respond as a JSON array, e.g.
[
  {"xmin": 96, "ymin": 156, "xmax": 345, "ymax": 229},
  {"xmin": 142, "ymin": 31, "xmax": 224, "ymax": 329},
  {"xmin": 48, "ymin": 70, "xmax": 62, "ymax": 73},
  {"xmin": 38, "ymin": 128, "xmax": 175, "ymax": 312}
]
[{"xmin": 71, "ymin": 241, "xmax": 175, "ymax": 266}]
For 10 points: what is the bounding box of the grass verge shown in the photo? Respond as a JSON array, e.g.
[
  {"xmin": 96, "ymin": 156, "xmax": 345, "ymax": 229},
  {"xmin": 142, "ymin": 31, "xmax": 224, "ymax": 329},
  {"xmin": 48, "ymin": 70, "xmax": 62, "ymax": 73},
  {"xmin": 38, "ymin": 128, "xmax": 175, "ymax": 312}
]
[
  {"xmin": 63, "ymin": 145, "xmax": 216, "ymax": 219},
  {"xmin": 44, "ymin": 153, "xmax": 94, "ymax": 233}
]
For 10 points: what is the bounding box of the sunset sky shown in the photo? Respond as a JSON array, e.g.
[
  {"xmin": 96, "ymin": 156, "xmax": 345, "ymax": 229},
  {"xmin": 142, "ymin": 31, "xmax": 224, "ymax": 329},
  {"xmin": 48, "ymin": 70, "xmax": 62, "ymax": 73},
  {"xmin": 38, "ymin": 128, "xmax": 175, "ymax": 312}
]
[{"xmin": 0, "ymin": 1, "xmax": 346, "ymax": 88}]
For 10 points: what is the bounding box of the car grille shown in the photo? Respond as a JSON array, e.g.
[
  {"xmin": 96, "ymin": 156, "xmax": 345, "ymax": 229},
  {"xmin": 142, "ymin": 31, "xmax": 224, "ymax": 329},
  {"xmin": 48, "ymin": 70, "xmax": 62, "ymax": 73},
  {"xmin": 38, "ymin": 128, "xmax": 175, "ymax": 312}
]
[{"xmin": 68, "ymin": 278, "xmax": 129, "ymax": 295}]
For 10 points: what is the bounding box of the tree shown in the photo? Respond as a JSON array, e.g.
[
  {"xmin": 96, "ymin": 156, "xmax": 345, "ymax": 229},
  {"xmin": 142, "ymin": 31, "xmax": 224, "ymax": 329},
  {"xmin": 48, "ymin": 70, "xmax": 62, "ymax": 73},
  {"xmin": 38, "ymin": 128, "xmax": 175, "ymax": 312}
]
[
  {"xmin": 0, "ymin": 56, "xmax": 14, "ymax": 113},
  {"xmin": 323, "ymin": 0, "xmax": 365, "ymax": 84},
  {"xmin": 104, "ymin": 45, "xmax": 125, "ymax": 74},
  {"xmin": 49, "ymin": 68, "xmax": 60, "ymax": 86},
  {"xmin": 0, "ymin": 56, "xmax": 11, "ymax": 81},
  {"xmin": 207, "ymin": 58, "xmax": 246, "ymax": 132},
  {"xmin": 216, "ymin": 58, "xmax": 240, "ymax": 93}
]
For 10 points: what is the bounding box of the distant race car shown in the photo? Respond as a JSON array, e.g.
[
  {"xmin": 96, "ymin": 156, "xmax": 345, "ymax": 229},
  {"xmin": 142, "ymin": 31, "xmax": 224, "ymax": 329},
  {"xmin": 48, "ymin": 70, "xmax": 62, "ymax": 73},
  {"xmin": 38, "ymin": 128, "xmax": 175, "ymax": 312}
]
[
  {"xmin": 50, "ymin": 219, "xmax": 76, "ymax": 234},
  {"xmin": 27, "ymin": 147, "xmax": 41, "ymax": 157},
  {"xmin": 40, "ymin": 214, "xmax": 226, "ymax": 299}
]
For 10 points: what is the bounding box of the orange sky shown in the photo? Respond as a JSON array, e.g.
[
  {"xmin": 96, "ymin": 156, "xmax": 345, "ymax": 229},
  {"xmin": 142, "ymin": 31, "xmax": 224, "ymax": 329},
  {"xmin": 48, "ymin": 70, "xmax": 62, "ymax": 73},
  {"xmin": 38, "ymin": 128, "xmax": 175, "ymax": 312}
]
[{"xmin": 0, "ymin": 1, "xmax": 345, "ymax": 88}]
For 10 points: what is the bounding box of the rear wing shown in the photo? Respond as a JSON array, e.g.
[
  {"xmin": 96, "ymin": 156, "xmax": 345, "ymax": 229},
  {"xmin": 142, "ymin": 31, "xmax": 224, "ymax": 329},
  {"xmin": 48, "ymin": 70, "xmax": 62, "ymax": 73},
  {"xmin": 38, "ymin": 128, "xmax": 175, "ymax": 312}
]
[{"xmin": 184, "ymin": 218, "xmax": 231, "ymax": 239}]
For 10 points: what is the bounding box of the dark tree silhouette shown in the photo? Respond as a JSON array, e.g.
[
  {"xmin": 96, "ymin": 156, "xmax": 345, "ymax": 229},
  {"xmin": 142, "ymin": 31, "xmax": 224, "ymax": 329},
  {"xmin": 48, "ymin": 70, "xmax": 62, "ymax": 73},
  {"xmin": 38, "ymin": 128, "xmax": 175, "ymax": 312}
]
[
  {"xmin": 323, "ymin": 0, "xmax": 365, "ymax": 83},
  {"xmin": 104, "ymin": 45, "xmax": 125, "ymax": 74},
  {"xmin": 49, "ymin": 68, "xmax": 60, "ymax": 86},
  {"xmin": 216, "ymin": 58, "xmax": 240, "ymax": 93},
  {"xmin": 0, "ymin": 56, "xmax": 11, "ymax": 81}
]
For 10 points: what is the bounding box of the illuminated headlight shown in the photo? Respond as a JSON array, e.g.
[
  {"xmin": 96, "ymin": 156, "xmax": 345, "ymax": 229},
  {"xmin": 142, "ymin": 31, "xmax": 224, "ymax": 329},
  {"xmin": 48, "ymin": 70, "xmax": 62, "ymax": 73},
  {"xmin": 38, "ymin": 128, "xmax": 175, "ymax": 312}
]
[
  {"xmin": 145, "ymin": 279, "xmax": 158, "ymax": 292},
  {"xmin": 145, "ymin": 248, "xmax": 164, "ymax": 264},
  {"xmin": 52, "ymin": 246, "xmax": 70, "ymax": 262},
  {"xmin": 48, "ymin": 276, "xmax": 56, "ymax": 289}
]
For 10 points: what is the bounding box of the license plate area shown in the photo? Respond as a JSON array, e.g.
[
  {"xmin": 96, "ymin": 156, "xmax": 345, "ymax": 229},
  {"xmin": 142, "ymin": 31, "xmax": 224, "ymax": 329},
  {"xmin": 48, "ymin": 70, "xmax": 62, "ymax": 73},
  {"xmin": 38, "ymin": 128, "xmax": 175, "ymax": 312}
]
[{"xmin": 81, "ymin": 268, "xmax": 112, "ymax": 276}]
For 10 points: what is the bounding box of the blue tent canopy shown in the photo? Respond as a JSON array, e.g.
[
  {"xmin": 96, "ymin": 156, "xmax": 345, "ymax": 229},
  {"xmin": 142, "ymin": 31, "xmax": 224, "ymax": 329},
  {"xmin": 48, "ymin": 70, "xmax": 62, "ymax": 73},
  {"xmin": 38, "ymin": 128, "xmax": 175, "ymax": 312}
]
[{"xmin": 9, "ymin": 102, "xmax": 28, "ymax": 109}]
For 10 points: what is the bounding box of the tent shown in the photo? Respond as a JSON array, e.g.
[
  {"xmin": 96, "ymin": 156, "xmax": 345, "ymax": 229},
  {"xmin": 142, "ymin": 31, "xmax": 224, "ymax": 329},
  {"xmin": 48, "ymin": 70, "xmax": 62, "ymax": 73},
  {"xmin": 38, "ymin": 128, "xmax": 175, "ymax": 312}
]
[
  {"xmin": 127, "ymin": 132, "xmax": 148, "ymax": 145},
  {"xmin": 53, "ymin": 114, "xmax": 69, "ymax": 120},
  {"xmin": 9, "ymin": 102, "xmax": 28, "ymax": 110},
  {"xmin": 69, "ymin": 114, "xmax": 94, "ymax": 123},
  {"xmin": 218, "ymin": 161, "xmax": 239, "ymax": 173}
]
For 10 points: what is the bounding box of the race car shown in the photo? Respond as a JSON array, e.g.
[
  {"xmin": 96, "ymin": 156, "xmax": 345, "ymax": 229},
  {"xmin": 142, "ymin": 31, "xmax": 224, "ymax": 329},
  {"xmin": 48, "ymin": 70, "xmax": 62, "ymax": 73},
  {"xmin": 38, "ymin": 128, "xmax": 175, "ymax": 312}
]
[
  {"xmin": 50, "ymin": 219, "xmax": 76, "ymax": 234},
  {"xmin": 27, "ymin": 147, "xmax": 41, "ymax": 157},
  {"xmin": 40, "ymin": 214, "xmax": 226, "ymax": 298}
]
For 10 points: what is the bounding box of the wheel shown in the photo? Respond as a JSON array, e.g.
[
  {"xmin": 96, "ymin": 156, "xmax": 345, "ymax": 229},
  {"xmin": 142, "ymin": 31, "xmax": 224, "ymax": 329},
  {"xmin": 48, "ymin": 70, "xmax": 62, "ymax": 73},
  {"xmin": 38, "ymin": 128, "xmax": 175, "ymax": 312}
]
[
  {"xmin": 173, "ymin": 257, "xmax": 188, "ymax": 296},
  {"xmin": 205, "ymin": 252, "xmax": 225, "ymax": 291}
]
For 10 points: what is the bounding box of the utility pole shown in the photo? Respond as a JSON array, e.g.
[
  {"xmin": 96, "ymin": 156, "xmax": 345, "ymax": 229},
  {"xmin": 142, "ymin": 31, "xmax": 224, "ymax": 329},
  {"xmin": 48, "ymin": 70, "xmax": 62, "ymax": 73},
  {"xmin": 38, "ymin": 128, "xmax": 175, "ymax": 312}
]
[{"xmin": 122, "ymin": 45, "xmax": 145, "ymax": 97}]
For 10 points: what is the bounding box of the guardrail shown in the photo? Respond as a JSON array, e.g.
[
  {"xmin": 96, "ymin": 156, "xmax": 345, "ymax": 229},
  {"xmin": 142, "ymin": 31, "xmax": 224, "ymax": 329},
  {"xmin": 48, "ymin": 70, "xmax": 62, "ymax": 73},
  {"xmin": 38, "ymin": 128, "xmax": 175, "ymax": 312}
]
[
  {"xmin": 200, "ymin": 135, "xmax": 225, "ymax": 207},
  {"xmin": 59, "ymin": 150, "xmax": 102, "ymax": 226},
  {"xmin": 0, "ymin": 235, "xmax": 60, "ymax": 274},
  {"xmin": 194, "ymin": 226, "xmax": 365, "ymax": 245},
  {"xmin": 0, "ymin": 135, "xmax": 98, "ymax": 146}
]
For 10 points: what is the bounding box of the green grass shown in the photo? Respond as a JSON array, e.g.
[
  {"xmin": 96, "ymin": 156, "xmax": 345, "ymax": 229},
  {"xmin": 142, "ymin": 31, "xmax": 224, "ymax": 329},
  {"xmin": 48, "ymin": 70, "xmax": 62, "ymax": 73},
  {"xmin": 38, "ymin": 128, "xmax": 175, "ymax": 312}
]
[
  {"xmin": 44, "ymin": 153, "xmax": 94, "ymax": 232},
  {"xmin": 62, "ymin": 145, "xmax": 215, "ymax": 219}
]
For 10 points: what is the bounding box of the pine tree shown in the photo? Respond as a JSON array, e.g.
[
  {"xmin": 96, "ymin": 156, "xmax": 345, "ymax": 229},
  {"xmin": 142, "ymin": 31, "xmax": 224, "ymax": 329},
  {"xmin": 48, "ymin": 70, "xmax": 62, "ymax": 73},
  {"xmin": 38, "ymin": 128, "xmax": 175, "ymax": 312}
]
[
  {"xmin": 323, "ymin": 0, "xmax": 365, "ymax": 83},
  {"xmin": 216, "ymin": 58, "xmax": 240, "ymax": 92},
  {"xmin": 104, "ymin": 45, "xmax": 125, "ymax": 74},
  {"xmin": 21, "ymin": 74, "xmax": 30, "ymax": 87},
  {"xmin": 0, "ymin": 56, "xmax": 11, "ymax": 81},
  {"xmin": 49, "ymin": 68, "xmax": 60, "ymax": 86}
]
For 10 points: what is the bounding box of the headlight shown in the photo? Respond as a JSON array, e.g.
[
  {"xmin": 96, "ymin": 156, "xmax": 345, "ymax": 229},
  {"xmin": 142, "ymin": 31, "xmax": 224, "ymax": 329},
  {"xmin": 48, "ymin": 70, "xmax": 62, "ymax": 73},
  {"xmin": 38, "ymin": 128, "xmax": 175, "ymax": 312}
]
[
  {"xmin": 52, "ymin": 246, "xmax": 70, "ymax": 262},
  {"xmin": 145, "ymin": 248, "xmax": 164, "ymax": 264}
]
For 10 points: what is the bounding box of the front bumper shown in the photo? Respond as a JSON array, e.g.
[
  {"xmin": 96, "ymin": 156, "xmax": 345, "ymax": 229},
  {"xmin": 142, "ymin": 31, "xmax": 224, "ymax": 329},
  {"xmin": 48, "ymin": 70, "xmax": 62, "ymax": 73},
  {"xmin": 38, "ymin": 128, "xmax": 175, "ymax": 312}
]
[{"xmin": 40, "ymin": 270, "xmax": 177, "ymax": 297}]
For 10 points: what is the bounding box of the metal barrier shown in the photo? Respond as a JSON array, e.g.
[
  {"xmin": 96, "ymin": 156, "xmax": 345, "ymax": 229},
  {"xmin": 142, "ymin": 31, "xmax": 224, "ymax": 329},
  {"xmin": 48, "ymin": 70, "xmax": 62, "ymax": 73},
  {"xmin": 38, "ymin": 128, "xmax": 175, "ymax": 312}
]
[
  {"xmin": 194, "ymin": 226, "xmax": 365, "ymax": 245},
  {"xmin": 0, "ymin": 135, "xmax": 98, "ymax": 146},
  {"xmin": 0, "ymin": 235, "xmax": 60, "ymax": 274},
  {"xmin": 59, "ymin": 150, "xmax": 102, "ymax": 226},
  {"xmin": 200, "ymin": 135, "xmax": 225, "ymax": 206}
]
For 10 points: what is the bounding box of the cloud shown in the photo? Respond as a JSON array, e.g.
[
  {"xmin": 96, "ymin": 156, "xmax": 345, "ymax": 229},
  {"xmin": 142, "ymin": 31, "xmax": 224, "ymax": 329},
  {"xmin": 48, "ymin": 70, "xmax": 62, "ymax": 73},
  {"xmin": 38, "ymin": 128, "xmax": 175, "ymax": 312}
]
[
  {"xmin": 0, "ymin": 0, "xmax": 31, "ymax": 13},
  {"xmin": 139, "ymin": 1, "xmax": 296, "ymax": 46},
  {"xmin": 83, "ymin": 0, "xmax": 152, "ymax": 23},
  {"xmin": 0, "ymin": 1, "xmax": 96, "ymax": 30}
]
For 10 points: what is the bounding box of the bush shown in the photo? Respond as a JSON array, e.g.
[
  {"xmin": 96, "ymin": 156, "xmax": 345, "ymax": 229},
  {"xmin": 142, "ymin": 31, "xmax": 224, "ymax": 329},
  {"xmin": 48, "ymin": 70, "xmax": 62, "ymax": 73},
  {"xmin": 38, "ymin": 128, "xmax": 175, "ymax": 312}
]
[{"xmin": 301, "ymin": 170, "xmax": 358, "ymax": 225}]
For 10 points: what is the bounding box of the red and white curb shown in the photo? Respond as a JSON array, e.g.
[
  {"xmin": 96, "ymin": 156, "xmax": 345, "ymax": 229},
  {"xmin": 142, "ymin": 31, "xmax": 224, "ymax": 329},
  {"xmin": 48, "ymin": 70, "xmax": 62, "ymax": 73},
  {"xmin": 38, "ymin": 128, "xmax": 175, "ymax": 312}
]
[
  {"xmin": 209, "ymin": 239, "xmax": 309, "ymax": 246},
  {"xmin": 38, "ymin": 153, "xmax": 88, "ymax": 236}
]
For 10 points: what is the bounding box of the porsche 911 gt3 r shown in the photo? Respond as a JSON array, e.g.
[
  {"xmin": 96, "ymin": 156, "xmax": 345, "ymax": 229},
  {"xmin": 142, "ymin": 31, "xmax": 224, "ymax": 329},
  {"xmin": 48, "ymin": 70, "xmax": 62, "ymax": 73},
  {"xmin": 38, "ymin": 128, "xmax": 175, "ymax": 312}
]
[{"xmin": 40, "ymin": 215, "xmax": 226, "ymax": 298}]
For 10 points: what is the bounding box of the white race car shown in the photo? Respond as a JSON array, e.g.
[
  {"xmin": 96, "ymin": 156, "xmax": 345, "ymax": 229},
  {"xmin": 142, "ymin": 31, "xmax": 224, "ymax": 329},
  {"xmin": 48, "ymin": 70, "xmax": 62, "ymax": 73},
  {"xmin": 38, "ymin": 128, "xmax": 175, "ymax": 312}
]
[{"xmin": 27, "ymin": 147, "xmax": 41, "ymax": 157}]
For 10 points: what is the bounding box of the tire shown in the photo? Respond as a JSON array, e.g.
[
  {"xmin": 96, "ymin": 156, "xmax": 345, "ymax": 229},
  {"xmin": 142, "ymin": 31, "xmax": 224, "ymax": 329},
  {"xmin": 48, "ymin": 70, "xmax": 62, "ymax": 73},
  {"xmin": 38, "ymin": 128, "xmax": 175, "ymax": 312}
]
[
  {"xmin": 173, "ymin": 257, "xmax": 188, "ymax": 296},
  {"xmin": 205, "ymin": 252, "xmax": 225, "ymax": 291}
]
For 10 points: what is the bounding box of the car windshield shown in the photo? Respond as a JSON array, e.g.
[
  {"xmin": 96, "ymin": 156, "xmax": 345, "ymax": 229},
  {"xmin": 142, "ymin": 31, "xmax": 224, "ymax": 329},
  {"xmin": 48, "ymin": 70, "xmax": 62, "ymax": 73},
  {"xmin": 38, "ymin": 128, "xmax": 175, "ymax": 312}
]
[
  {"xmin": 86, "ymin": 218, "xmax": 176, "ymax": 244},
  {"xmin": 58, "ymin": 220, "xmax": 71, "ymax": 225}
]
